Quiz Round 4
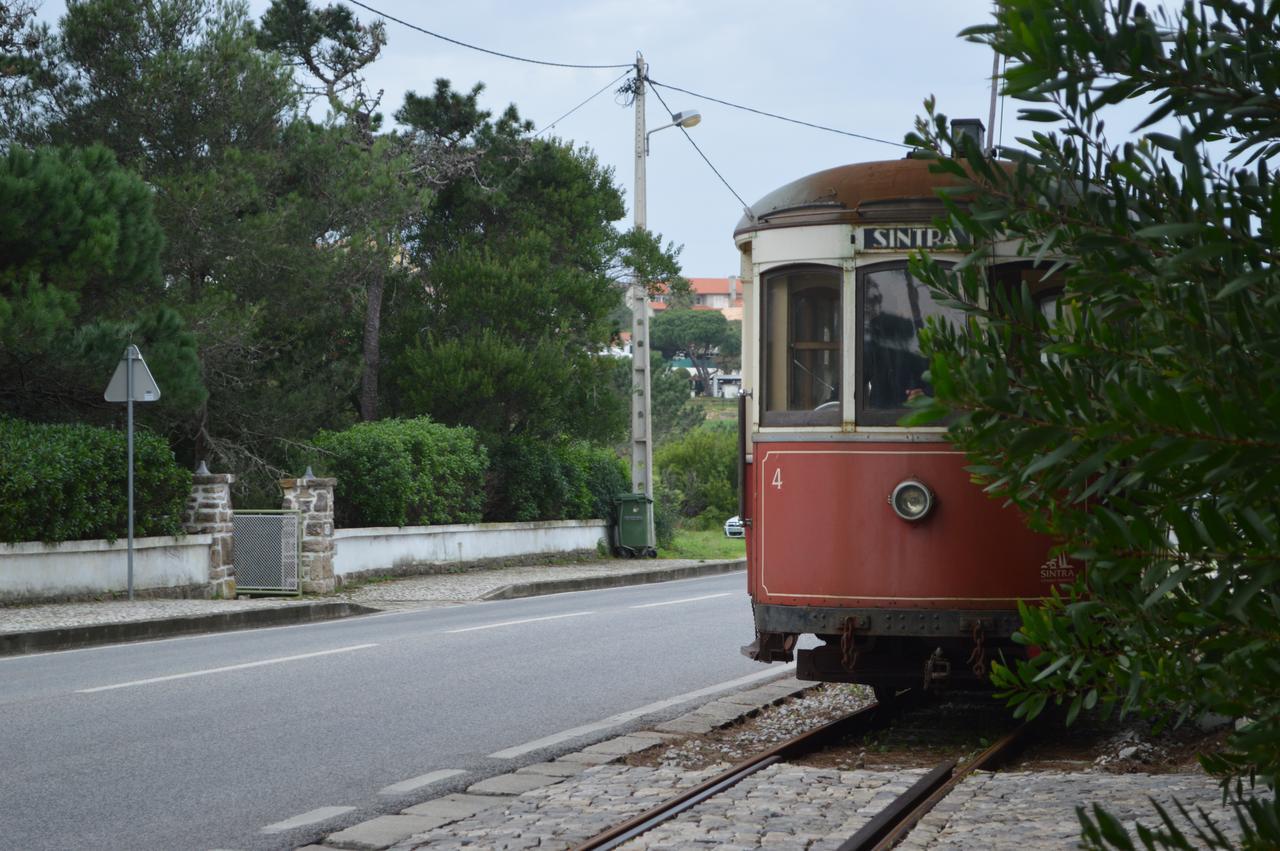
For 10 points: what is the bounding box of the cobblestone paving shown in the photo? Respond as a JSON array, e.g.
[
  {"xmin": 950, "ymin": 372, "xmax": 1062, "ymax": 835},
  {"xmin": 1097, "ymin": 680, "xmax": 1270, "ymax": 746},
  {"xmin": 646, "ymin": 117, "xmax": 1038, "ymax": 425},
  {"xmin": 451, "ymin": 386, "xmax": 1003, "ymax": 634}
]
[
  {"xmin": 387, "ymin": 765, "xmax": 924, "ymax": 850},
  {"xmin": 383, "ymin": 764, "xmax": 1247, "ymax": 851},
  {"xmin": 899, "ymin": 771, "xmax": 1246, "ymax": 850},
  {"xmin": 0, "ymin": 559, "xmax": 732, "ymax": 633},
  {"xmin": 391, "ymin": 764, "xmax": 721, "ymax": 850},
  {"xmin": 627, "ymin": 765, "xmax": 927, "ymax": 850}
]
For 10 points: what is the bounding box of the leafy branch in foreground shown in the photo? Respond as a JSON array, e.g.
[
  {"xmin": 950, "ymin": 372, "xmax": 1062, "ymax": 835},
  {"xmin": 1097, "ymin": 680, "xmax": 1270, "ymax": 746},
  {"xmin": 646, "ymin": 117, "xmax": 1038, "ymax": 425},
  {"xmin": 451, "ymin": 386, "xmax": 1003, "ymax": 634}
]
[{"xmin": 903, "ymin": 0, "xmax": 1280, "ymax": 834}]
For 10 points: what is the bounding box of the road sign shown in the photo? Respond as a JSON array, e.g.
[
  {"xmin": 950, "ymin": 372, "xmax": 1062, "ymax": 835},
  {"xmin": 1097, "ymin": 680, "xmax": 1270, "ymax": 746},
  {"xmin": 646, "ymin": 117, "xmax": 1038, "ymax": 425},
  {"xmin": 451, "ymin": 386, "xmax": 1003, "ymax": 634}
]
[
  {"xmin": 104, "ymin": 346, "xmax": 163, "ymax": 600},
  {"xmin": 104, "ymin": 346, "xmax": 161, "ymax": 403}
]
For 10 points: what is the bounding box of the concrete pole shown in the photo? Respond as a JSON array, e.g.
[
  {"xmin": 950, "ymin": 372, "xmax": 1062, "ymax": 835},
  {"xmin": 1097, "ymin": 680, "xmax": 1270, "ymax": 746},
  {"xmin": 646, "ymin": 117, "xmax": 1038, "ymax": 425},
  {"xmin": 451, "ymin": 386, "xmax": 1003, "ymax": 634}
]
[{"xmin": 630, "ymin": 52, "xmax": 656, "ymax": 550}]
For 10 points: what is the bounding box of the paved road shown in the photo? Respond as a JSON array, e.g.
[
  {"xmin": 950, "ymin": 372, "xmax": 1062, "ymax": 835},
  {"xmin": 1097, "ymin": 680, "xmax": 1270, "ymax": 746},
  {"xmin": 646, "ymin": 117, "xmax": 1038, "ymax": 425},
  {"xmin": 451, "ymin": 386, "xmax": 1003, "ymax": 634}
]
[{"xmin": 0, "ymin": 571, "xmax": 779, "ymax": 850}]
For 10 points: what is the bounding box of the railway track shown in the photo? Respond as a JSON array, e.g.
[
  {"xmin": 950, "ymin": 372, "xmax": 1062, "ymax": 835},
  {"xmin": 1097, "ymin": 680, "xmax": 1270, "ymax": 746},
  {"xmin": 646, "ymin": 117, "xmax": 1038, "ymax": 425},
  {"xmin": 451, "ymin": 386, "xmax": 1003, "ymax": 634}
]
[{"xmin": 573, "ymin": 694, "xmax": 1035, "ymax": 851}]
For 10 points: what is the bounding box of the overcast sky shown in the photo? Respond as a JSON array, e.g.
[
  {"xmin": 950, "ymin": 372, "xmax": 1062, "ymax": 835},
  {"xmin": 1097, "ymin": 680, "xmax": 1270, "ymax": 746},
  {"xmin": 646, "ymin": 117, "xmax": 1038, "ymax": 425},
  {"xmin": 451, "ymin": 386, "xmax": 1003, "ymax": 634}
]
[
  {"xmin": 321, "ymin": 0, "xmax": 1011, "ymax": 277},
  {"xmin": 40, "ymin": 0, "xmax": 1032, "ymax": 276}
]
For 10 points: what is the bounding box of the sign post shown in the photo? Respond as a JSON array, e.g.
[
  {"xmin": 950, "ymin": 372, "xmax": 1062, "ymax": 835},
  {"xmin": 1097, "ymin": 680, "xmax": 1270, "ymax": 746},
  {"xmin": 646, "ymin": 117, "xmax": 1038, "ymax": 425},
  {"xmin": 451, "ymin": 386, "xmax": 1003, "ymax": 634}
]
[{"xmin": 104, "ymin": 346, "xmax": 161, "ymax": 600}]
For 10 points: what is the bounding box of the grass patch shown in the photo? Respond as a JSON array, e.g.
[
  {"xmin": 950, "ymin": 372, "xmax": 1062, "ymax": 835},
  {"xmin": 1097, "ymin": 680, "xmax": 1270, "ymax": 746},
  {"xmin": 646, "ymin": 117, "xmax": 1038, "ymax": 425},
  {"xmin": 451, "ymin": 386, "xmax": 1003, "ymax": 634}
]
[
  {"xmin": 690, "ymin": 396, "xmax": 738, "ymax": 420},
  {"xmin": 659, "ymin": 527, "xmax": 746, "ymax": 560}
]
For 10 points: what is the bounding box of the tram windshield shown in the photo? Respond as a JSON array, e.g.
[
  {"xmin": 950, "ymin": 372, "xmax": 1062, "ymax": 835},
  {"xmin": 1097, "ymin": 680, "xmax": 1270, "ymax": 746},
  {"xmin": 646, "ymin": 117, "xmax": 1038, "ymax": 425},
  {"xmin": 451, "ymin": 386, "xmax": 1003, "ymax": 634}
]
[
  {"xmin": 762, "ymin": 266, "xmax": 841, "ymax": 426},
  {"xmin": 858, "ymin": 263, "xmax": 964, "ymax": 426}
]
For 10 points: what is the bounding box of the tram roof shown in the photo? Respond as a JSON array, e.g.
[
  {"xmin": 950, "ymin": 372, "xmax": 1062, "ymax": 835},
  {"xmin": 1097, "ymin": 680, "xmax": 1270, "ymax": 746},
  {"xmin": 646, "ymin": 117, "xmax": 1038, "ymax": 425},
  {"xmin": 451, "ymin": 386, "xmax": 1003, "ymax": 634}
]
[{"xmin": 734, "ymin": 157, "xmax": 969, "ymax": 238}]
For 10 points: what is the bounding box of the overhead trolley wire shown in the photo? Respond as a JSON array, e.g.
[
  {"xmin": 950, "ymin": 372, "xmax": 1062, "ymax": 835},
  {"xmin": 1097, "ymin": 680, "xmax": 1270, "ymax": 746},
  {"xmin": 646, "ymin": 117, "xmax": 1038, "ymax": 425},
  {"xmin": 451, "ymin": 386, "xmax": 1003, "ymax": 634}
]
[
  {"xmin": 648, "ymin": 82, "xmax": 756, "ymax": 221},
  {"xmin": 646, "ymin": 78, "xmax": 912, "ymax": 149},
  {"xmin": 345, "ymin": 0, "xmax": 634, "ymax": 70}
]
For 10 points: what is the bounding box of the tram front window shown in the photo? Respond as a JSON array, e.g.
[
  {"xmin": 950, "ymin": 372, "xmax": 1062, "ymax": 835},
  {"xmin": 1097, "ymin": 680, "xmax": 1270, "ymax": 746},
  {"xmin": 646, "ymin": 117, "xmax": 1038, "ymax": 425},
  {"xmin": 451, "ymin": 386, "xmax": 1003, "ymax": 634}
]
[
  {"xmin": 762, "ymin": 267, "xmax": 841, "ymax": 426},
  {"xmin": 858, "ymin": 263, "xmax": 963, "ymax": 426}
]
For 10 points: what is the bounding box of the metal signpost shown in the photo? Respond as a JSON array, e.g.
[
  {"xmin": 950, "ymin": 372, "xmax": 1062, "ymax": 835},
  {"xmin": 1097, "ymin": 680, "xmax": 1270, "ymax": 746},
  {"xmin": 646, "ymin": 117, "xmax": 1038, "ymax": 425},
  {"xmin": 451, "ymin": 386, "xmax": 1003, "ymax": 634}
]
[{"xmin": 104, "ymin": 345, "xmax": 161, "ymax": 600}]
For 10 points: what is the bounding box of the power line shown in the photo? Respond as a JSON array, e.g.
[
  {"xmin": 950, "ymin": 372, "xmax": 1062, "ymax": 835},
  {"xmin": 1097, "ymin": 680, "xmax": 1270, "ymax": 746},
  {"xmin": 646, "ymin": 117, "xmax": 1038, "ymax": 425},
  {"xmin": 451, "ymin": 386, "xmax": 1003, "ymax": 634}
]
[
  {"xmin": 647, "ymin": 77, "xmax": 911, "ymax": 149},
  {"xmin": 534, "ymin": 70, "xmax": 632, "ymax": 138},
  {"xmin": 344, "ymin": 0, "xmax": 633, "ymax": 70},
  {"xmin": 648, "ymin": 82, "xmax": 755, "ymax": 221}
]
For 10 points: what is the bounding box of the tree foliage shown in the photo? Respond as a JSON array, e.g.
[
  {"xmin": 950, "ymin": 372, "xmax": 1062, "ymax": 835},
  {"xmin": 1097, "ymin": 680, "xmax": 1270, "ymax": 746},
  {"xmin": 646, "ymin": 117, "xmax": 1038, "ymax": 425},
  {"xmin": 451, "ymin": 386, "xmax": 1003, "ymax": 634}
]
[
  {"xmin": 651, "ymin": 308, "xmax": 737, "ymax": 395},
  {"xmin": 905, "ymin": 0, "xmax": 1280, "ymax": 812},
  {"xmin": 389, "ymin": 90, "xmax": 683, "ymax": 445},
  {"xmin": 654, "ymin": 423, "xmax": 737, "ymax": 528},
  {"xmin": 0, "ymin": 0, "xmax": 686, "ymax": 525},
  {"xmin": 609, "ymin": 351, "xmax": 705, "ymax": 448},
  {"xmin": 0, "ymin": 143, "xmax": 205, "ymax": 421}
]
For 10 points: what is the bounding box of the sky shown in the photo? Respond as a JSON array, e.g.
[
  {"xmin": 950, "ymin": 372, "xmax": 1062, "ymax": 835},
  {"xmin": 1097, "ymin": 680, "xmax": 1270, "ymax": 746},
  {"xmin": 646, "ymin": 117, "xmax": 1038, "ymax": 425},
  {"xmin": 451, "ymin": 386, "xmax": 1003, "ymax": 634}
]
[{"xmin": 37, "ymin": 0, "xmax": 1029, "ymax": 277}]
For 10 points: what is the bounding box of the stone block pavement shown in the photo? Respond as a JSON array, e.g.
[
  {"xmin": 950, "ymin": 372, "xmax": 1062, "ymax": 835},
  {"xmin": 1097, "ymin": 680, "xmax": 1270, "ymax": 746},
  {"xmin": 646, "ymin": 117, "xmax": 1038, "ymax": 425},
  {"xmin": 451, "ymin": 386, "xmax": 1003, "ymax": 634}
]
[{"xmin": 302, "ymin": 675, "xmax": 1250, "ymax": 851}]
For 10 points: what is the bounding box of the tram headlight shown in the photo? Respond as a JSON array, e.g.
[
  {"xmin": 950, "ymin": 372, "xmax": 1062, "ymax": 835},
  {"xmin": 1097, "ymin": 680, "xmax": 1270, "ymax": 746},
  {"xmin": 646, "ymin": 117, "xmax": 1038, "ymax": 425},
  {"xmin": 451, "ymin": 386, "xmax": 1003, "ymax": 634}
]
[{"xmin": 889, "ymin": 479, "xmax": 934, "ymax": 522}]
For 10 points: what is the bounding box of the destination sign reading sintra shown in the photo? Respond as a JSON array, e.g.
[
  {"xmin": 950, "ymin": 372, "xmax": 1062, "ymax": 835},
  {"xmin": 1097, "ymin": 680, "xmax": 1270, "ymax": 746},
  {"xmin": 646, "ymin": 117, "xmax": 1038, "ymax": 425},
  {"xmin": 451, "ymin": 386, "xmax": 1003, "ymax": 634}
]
[{"xmin": 856, "ymin": 226, "xmax": 955, "ymax": 251}]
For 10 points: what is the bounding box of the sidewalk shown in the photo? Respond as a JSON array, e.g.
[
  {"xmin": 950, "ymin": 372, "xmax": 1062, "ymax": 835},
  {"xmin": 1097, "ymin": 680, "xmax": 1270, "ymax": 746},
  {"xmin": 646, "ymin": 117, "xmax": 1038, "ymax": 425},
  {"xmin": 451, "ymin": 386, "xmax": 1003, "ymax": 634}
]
[{"xmin": 0, "ymin": 557, "xmax": 745, "ymax": 656}]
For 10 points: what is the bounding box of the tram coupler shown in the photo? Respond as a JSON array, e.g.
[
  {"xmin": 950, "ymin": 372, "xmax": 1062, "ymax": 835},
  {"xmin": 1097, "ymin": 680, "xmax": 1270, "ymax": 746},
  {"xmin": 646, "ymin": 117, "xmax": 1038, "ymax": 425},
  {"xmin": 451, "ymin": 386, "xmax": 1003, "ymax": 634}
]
[
  {"xmin": 922, "ymin": 647, "xmax": 951, "ymax": 691},
  {"xmin": 741, "ymin": 630, "xmax": 796, "ymax": 663}
]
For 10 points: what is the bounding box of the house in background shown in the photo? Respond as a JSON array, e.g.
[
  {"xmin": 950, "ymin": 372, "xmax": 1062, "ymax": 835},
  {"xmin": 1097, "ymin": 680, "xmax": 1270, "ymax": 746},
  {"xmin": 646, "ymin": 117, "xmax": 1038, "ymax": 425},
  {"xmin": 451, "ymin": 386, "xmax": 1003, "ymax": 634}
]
[{"xmin": 648, "ymin": 276, "xmax": 744, "ymax": 322}]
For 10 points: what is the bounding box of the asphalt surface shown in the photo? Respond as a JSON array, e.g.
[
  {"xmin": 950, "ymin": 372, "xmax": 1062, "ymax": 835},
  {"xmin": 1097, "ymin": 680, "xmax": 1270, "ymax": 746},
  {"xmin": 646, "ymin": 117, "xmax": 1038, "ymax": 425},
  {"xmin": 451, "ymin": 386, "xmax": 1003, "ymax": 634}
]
[{"xmin": 0, "ymin": 571, "xmax": 768, "ymax": 850}]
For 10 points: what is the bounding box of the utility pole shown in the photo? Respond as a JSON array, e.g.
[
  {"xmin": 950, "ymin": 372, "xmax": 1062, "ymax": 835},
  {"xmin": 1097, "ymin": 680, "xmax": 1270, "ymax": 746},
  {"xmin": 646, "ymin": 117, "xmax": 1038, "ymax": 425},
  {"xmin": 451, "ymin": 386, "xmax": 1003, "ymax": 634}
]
[{"xmin": 630, "ymin": 51, "xmax": 656, "ymax": 550}]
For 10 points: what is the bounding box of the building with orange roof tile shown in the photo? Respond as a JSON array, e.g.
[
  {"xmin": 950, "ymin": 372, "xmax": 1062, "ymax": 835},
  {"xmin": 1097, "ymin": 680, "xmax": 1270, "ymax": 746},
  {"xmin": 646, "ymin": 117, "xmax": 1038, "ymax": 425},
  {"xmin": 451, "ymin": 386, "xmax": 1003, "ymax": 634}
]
[{"xmin": 648, "ymin": 276, "xmax": 744, "ymax": 322}]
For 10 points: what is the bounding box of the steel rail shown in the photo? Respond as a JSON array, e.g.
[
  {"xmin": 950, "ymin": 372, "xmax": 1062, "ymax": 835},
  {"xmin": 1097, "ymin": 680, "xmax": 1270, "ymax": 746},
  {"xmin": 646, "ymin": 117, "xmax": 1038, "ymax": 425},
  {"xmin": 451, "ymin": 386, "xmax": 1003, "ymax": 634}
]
[
  {"xmin": 572, "ymin": 700, "xmax": 893, "ymax": 851},
  {"xmin": 838, "ymin": 721, "xmax": 1035, "ymax": 851}
]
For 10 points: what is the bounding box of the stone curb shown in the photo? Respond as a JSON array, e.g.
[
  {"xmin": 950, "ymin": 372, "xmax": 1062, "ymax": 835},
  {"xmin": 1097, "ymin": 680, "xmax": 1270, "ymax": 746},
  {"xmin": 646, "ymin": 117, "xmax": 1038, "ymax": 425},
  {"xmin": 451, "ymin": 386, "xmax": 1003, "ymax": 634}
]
[
  {"xmin": 480, "ymin": 558, "xmax": 746, "ymax": 600},
  {"xmin": 0, "ymin": 601, "xmax": 380, "ymax": 657}
]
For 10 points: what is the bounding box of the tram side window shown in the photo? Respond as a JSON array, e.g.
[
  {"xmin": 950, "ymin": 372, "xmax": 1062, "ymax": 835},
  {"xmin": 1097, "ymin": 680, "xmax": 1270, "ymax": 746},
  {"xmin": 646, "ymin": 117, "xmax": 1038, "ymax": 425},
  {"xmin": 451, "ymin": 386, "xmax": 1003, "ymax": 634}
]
[
  {"xmin": 763, "ymin": 267, "xmax": 841, "ymax": 426},
  {"xmin": 858, "ymin": 263, "xmax": 963, "ymax": 426}
]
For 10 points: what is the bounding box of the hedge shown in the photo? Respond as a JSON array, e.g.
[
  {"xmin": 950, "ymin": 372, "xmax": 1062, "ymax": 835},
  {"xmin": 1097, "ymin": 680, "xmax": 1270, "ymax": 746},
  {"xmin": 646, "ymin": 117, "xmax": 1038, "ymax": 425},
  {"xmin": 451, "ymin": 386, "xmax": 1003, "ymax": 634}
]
[
  {"xmin": 484, "ymin": 438, "xmax": 627, "ymax": 524},
  {"xmin": 0, "ymin": 417, "xmax": 191, "ymax": 543},
  {"xmin": 313, "ymin": 417, "xmax": 488, "ymax": 528}
]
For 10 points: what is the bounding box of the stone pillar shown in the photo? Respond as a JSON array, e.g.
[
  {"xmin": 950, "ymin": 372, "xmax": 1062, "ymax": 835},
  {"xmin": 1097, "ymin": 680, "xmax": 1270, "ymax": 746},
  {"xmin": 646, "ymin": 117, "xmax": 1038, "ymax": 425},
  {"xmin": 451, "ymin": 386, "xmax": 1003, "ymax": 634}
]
[
  {"xmin": 280, "ymin": 475, "xmax": 336, "ymax": 594},
  {"xmin": 184, "ymin": 467, "xmax": 236, "ymax": 599}
]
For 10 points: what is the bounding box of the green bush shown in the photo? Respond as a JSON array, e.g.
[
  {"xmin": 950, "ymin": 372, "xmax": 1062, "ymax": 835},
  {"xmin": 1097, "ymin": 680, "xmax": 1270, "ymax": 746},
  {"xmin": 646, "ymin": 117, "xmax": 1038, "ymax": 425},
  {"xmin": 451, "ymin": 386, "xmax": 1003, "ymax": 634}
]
[
  {"xmin": 0, "ymin": 417, "xmax": 191, "ymax": 543},
  {"xmin": 654, "ymin": 422, "xmax": 738, "ymax": 529},
  {"xmin": 653, "ymin": 475, "xmax": 679, "ymax": 549},
  {"xmin": 485, "ymin": 438, "xmax": 626, "ymax": 523},
  {"xmin": 314, "ymin": 417, "xmax": 487, "ymax": 528}
]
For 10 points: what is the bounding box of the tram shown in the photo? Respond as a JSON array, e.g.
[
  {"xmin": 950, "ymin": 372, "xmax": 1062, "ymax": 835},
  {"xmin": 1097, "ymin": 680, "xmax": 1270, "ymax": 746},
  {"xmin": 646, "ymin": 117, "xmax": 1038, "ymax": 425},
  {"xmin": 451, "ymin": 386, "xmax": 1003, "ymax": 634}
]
[{"xmin": 735, "ymin": 139, "xmax": 1076, "ymax": 698}]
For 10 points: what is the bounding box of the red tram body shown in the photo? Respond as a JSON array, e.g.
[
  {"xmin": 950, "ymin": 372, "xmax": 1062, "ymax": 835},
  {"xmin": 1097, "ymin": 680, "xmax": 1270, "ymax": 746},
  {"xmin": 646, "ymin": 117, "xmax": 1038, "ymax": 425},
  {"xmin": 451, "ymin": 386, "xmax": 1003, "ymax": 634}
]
[{"xmin": 735, "ymin": 155, "xmax": 1076, "ymax": 697}]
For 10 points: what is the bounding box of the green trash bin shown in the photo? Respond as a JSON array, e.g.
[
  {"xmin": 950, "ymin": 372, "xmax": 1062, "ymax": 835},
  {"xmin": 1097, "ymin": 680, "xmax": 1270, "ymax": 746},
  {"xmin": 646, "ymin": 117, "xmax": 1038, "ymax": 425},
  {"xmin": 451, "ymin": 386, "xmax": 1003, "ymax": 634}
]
[{"xmin": 613, "ymin": 493, "xmax": 655, "ymax": 558}]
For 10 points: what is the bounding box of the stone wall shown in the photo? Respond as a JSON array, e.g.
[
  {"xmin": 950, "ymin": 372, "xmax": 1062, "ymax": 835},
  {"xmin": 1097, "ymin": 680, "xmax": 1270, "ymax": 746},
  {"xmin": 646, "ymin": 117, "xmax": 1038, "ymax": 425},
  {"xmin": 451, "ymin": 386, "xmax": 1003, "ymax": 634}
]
[
  {"xmin": 182, "ymin": 468, "xmax": 236, "ymax": 598},
  {"xmin": 280, "ymin": 476, "xmax": 336, "ymax": 594}
]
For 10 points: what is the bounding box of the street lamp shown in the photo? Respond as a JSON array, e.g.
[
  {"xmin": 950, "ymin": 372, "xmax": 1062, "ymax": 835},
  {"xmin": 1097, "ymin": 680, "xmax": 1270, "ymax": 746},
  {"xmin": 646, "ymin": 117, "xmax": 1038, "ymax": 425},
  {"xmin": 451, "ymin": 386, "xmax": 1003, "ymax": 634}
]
[
  {"xmin": 630, "ymin": 51, "xmax": 700, "ymax": 552},
  {"xmin": 645, "ymin": 110, "xmax": 701, "ymax": 153}
]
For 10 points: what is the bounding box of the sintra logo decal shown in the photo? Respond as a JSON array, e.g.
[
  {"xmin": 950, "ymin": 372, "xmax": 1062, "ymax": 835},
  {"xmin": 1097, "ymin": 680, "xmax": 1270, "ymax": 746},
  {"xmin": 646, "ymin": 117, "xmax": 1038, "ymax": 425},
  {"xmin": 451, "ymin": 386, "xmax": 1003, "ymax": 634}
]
[{"xmin": 1038, "ymin": 553, "xmax": 1075, "ymax": 583}]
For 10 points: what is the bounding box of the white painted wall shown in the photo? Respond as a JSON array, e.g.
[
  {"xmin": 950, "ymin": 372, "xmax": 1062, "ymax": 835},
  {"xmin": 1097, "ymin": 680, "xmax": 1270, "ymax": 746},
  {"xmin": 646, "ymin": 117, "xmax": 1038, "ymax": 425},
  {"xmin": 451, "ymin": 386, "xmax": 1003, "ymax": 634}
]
[
  {"xmin": 0, "ymin": 535, "xmax": 213, "ymax": 601},
  {"xmin": 334, "ymin": 520, "xmax": 608, "ymax": 577},
  {"xmin": 0, "ymin": 520, "xmax": 610, "ymax": 601}
]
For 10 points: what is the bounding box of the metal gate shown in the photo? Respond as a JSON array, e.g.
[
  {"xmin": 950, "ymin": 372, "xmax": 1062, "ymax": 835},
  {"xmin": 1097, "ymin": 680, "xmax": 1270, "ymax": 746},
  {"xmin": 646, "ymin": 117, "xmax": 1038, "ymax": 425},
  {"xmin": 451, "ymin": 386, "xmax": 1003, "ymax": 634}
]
[{"xmin": 232, "ymin": 510, "xmax": 302, "ymax": 595}]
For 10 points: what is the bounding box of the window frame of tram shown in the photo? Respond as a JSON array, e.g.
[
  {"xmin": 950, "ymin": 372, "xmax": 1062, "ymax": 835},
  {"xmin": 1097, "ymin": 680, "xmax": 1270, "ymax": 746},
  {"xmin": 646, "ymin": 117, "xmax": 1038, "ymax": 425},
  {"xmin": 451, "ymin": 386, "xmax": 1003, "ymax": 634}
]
[
  {"xmin": 855, "ymin": 260, "xmax": 963, "ymax": 427},
  {"xmin": 760, "ymin": 265, "xmax": 843, "ymax": 427},
  {"xmin": 986, "ymin": 261, "xmax": 1066, "ymax": 366}
]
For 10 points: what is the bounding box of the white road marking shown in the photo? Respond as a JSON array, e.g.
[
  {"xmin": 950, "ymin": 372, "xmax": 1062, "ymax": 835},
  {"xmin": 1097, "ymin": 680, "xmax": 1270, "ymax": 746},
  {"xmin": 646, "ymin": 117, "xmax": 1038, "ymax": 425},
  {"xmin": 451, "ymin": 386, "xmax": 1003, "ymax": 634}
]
[
  {"xmin": 444, "ymin": 612, "xmax": 594, "ymax": 634},
  {"xmin": 378, "ymin": 768, "xmax": 467, "ymax": 796},
  {"xmin": 629, "ymin": 592, "xmax": 732, "ymax": 609},
  {"xmin": 260, "ymin": 805, "xmax": 356, "ymax": 834},
  {"xmin": 76, "ymin": 643, "xmax": 379, "ymax": 693},
  {"xmin": 488, "ymin": 663, "xmax": 797, "ymax": 759}
]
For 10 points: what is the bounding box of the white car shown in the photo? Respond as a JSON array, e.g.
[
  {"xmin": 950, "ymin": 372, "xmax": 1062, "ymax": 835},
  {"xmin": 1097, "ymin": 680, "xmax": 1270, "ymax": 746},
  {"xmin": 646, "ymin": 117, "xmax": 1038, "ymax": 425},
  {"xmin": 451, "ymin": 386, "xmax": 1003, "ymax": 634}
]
[{"xmin": 724, "ymin": 516, "xmax": 745, "ymax": 538}]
